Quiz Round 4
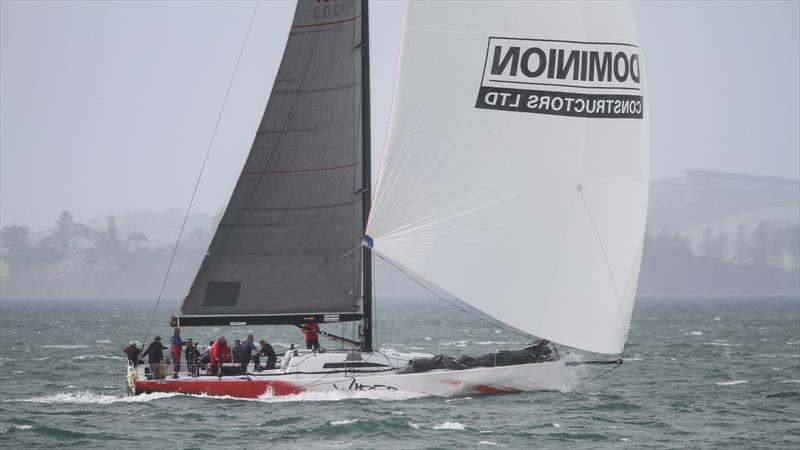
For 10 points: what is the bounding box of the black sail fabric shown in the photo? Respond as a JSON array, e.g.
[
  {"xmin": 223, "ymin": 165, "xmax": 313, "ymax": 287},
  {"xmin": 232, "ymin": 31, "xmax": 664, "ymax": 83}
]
[{"xmin": 178, "ymin": 0, "xmax": 365, "ymax": 324}]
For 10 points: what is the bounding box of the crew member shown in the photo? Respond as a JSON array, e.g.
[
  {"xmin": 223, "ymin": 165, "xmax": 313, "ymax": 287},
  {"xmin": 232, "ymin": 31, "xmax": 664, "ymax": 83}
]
[
  {"xmin": 301, "ymin": 323, "xmax": 320, "ymax": 352},
  {"xmin": 200, "ymin": 341, "xmax": 213, "ymax": 366},
  {"xmin": 231, "ymin": 339, "xmax": 250, "ymax": 373},
  {"xmin": 123, "ymin": 341, "xmax": 141, "ymax": 367},
  {"xmin": 239, "ymin": 335, "xmax": 256, "ymax": 373},
  {"xmin": 170, "ymin": 327, "xmax": 185, "ymax": 379},
  {"xmin": 142, "ymin": 336, "xmax": 167, "ymax": 379},
  {"xmin": 259, "ymin": 339, "xmax": 277, "ymax": 370},
  {"xmin": 209, "ymin": 336, "xmax": 231, "ymax": 376},
  {"xmin": 184, "ymin": 338, "xmax": 199, "ymax": 376}
]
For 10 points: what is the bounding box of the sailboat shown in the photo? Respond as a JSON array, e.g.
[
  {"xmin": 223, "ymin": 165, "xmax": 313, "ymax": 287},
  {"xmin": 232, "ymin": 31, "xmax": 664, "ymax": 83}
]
[{"xmin": 129, "ymin": 0, "xmax": 649, "ymax": 398}]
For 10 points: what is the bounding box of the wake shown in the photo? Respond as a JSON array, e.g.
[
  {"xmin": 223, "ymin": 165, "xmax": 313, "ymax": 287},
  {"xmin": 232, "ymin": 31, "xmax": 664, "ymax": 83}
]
[{"xmin": 10, "ymin": 389, "xmax": 429, "ymax": 405}]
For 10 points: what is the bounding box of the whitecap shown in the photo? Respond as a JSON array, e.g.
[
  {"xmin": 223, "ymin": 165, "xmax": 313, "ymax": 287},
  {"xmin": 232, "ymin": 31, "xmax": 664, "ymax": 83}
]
[
  {"xmin": 444, "ymin": 396, "xmax": 473, "ymax": 403},
  {"xmin": 73, "ymin": 355, "xmax": 125, "ymax": 360},
  {"xmin": 424, "ymin": 337, "xmax": 432, "ymax": 341},
  {"xmin": 13, "ymin": 371, "xmax": 23, "ymax": 374},
  {"xmin": 779, "ymin": 380, "xmax": 800, "ymax": 383},
  {"xmin": 1, "ymin": 424, "xmax": 34, "ymax": 433},
  {"xmin": 713, "ymin": 317, "xmax": 721, "ymax": 322},
  {"xmin": 493, "ymin": 330, "xmax": 501, "ymax": 334},
  {"xmin": 407, "ymin": 422, "xmax": 420, "ymax": 430},
  {"xmin": 33, "ymin": 357, "xmax": 50, "ymax": 361},
  {"xmin": 625, "ymin": 358, "xmax": 643, "ymax": 362},
  {"xmin": 716, "ymin": 380, "xmax": 748, "ymax": 386},
  {"xmin": 96, "ymin": 340, "xmax": 112, "ymax": 344},
  {"xmin": 255, "ymin": 389, "xmax": 428, "ymax": 403},
  {"xmin": 329, "ymin": 419, "xmax": 358, "ymax": 426},
  {"xmin": 552, "ymin": 423, "xmax": 561, "ymax": 428},
  {"xmin": 620, "ymin": 438, "xmax": 630, "ymax": 442},
  {"xmin": 442, "ymin": 340, "xmax": 468, "ymax": 346},
  {"xmin": 478, "ymin": 441, "xmax": 499, "ymax": 446},
  {"xmin": 14, "ymin": 391, "xmax": 179, "ymax": 404},
  {"xmin": 433, "ymin": 422, "xmax": 467, "ymax": 430},
  {"xmin": 41, "ymin": 345, "xmax": 90, "ymax": 349},
  {"xmin": 687, "ymin": 331, "xmax": 703, "ymax": 336},
  {"xmin": 391, "ymin": 411, "xmax": 404, "ymax": 415}
]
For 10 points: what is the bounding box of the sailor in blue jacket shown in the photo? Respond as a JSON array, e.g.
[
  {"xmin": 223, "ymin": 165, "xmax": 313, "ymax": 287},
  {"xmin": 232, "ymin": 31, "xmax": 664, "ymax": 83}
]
[{"xmin": 239, "ymin": 334, "xmax": 257, "ymax": 373}]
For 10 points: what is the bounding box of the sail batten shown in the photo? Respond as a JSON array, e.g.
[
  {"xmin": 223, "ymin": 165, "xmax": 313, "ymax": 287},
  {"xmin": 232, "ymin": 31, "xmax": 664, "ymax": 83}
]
[
  {"xmin": 178, "ymin": 0, "xmax": 367, "ymax": 324},
  {"xmin": 366, "ymin": 1, "xmax": 649, "ymax": 354}
]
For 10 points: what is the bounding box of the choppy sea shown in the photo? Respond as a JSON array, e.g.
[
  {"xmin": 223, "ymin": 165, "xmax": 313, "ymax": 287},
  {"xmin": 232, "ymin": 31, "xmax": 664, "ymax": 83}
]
[{"xmin": 0, "ymin": 297, "xmax": 798, "ymax": 449}]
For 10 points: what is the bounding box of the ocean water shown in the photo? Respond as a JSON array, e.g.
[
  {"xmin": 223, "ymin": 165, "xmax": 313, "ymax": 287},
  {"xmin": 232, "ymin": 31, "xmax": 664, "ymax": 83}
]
[{"xmin": 0, "ymin": 297, "xmax": 798, "ymax": 449}]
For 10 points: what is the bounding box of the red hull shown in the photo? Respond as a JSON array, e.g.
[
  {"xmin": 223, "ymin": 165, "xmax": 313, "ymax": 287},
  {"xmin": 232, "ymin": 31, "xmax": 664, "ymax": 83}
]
[{"xmin": 134, "ymin": 378, "xmax": 305, "ymax": 398}]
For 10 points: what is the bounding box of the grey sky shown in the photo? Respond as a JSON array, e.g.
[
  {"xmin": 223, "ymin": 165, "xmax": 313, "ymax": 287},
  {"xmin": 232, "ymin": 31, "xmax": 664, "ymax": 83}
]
[{"xmin": 1, "ymin": 0, "xmax": 798, "ymax": 230}]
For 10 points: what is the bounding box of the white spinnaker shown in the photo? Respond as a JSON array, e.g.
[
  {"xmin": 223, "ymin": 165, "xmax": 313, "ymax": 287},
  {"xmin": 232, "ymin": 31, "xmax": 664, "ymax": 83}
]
[{"xmin": 366, "ymin": 1, "xmax": 649, "ymax": 354}]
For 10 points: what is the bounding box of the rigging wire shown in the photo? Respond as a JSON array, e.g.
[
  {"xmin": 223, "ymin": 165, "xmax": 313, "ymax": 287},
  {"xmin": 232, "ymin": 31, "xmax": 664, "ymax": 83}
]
[
  {"xmin": 140, "ymin": 1, "xmax": 260, "ymax": 346},
  {"xmin": 372, "ymin": 253, "xmax": 378, "ymax": 350},
  {"xmin": 375, "ymin": 253, "xmax": 534, "ymax": 341},
  {"xmin": 568, "ymin": 360, "xmax": 623, "ymax": 392}
]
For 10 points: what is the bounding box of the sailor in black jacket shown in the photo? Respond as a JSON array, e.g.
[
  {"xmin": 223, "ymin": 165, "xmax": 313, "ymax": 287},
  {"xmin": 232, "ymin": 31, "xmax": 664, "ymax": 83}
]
[{"xmin": 142, "ymin": 336, "xmax": 167, "ymax": 379}]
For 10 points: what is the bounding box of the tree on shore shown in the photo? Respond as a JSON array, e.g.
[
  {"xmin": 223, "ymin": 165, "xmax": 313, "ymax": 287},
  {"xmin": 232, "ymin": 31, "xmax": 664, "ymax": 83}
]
[{"xmin": 0, "ymin": 225, "xmax": 33, "ymax": 273}]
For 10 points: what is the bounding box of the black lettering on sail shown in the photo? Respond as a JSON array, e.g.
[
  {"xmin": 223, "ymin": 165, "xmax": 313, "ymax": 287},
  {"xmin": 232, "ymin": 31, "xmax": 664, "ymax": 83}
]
[
  {"xmin": 629, "ymin": 54, "xmax": 641, "ymax": 83},
  {"xmin": 477, "ymin": 37, "xmax": 644, "ymax": 119},
  {"xmin": 556, "ymin": 49, "xmax": 580, "ymax": 81},
  {"xmin": 589, "ymin": 51, "xmax": 612, "ymax": 82},
  {"xmin": 491, "ymin": 46, "xmax": 520, "ymax": 76},
  {"xmin": 521, "ymin": 47, "xmax": 546, "ymax": 78},
  {"xmin": 614, "ymin": 51, "xmax": 629, "ymax": 82}
]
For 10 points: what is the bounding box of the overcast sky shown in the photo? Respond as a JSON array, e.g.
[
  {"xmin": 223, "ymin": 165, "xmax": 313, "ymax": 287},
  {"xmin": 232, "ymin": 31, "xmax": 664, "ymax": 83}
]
[{"xmin": 1, "ymin": 0, "xmax": 798, "ymax": 230}]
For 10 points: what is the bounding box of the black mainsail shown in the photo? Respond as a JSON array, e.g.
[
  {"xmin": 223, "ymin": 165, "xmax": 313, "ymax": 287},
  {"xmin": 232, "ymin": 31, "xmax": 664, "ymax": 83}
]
[{"xmin": 177, "ymin": 0, "xmax": 371, "ymax": 336}]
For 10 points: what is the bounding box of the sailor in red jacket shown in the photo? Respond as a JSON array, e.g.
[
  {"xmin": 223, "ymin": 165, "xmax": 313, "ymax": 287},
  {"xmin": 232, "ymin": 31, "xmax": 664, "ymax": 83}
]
[
  {"xmin": 301, "ymin": 323, "xmax": 320, "ymax": 352},
  {"xmin": 209, "ymin": 336, "xmax": 232, "ymax": 376}
]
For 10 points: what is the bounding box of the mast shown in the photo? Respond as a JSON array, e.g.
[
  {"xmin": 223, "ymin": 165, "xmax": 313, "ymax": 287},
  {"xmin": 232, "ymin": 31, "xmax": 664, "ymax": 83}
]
[{"xmin": 360, "ymin": 0, "xmax": 373, "ymax": 353}]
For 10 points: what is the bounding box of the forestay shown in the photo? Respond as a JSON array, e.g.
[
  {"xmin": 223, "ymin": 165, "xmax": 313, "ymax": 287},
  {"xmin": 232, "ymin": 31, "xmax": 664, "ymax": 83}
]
[
  {"xmin": 366, "ymin": 1, "xmax": 649, "ymax": 354},
  {"xmin": 179, "ymin": 0, "xmax": 367, "ymax": 325}
]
